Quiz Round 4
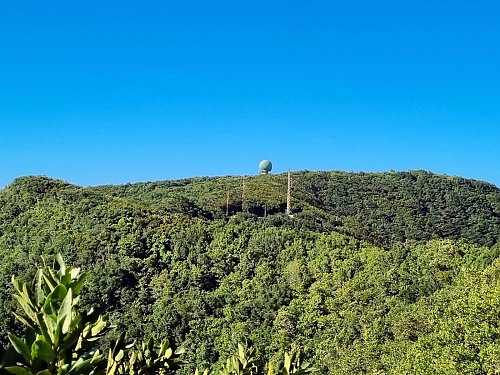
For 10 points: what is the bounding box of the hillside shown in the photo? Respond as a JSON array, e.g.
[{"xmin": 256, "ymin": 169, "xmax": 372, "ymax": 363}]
[
  {"xmin": 0, "ymin": 172, "xmax": 499, "ymax": 373},
  {"xmin": 90, "ymin": 170, "xmax": 500, "ymax": 246}
]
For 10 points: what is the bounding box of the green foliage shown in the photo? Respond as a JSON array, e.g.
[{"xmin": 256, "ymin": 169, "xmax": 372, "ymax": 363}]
[
  {"xmin": 195, "ymin": 344, "xmax": 315, "ymax": 375},
  {"xmin": 0, "ymin": 254, "xmax": 317, "ymax": 375},
  {"xmin": 106, "ymin": 334, "xmax": 184, "ymax": 375},
  {"xmin": 0, "ymin": 173, "xmax": 499, "ymax": 374},
  {"xmin": 90, "ymin": 170, "xmax": 500, "ymax": 247},
  {"xmin": 0, "ymin": 254, "xmax": 111, "ymax": 375}
]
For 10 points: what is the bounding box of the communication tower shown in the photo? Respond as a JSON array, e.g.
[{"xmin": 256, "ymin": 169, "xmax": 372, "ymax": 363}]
[{"xmin": 286, "ymin": 170, "xmax": 293, "ymax": 217}]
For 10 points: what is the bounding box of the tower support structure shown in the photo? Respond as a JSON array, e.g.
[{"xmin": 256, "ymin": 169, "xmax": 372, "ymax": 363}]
[{"xmin": 286, "ymin": 170, "xmax": 292, "ymax": 216}]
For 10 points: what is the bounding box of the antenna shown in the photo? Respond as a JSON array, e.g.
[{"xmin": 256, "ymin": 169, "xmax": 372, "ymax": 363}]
[
  {"xmin": 241, "ymin": 176, "xmax": 246, "ymax": 212},
  {"xmin": 286, "ymin": 170, "xmax": 292, "ymax": 216}
]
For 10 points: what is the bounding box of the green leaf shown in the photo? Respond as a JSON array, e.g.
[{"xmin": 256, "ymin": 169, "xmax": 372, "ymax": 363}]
[
  {"xmin": 14, "ymin": 295, "xmax": 37, "ymax": 323},
  {"xmin": 13, "ymin": 312, "xmax": 35, "ymax": 330},
  {"xmin": 42, "ymin": 315, "xmax": 57, "ymax": 345},
  {"xmin": 115, "ymin": 349, "xmax": 124, "ymax": 362},
  {"xmin": 238, "ymin": 343, "xmax": 245, "ymax": 359},
  {"xmin": 31, "ymin": 339, "xmax": 56, "ymax": 363},
  {"xmin": 284, "ymin": 353, "xmax": 291, "ymax": 372},
  {"xmin": 159, "ymin": 339, "xmax": 169, "ymax": 356},
  {"xmin": 70, "ymin": 267, "xmax": 81, "ymax": 280},
  {"xmin": 71, "ymin": 273, "xmax": 86, "ymax": 295},
  {"xmin": 174, "ymin": 347, "xmax": 185, "ymax": 355},
  {"xmin": 55, "ymin": 253, "xmax": 66, "ymax": 275},
  {"xmin": 47, "ymin": 284, "xmax": 67, "ymax": 305},
  {"xmin": 4, "ymin": 366, "xmax": 33, "ymax": 375},
  {"xmin": 12, "ymin": 275, "xmax": 22, "ymax": 294},
  {"xmin": 164, "ymin": 347, "xmax": 172, "ymax": 359},
  {"xmin": 57, "ymin": 288, "xmax": 72, "ymax": 334},
  {"xmin": 67, "ymin": 356, "xmax": 92, "ymax": 374},
  {"xmin": 53, "ymin": 320, "xmax": 62, "ymax": 348},
  {"xmin": 41, "ymin": 272, "xmax": 56, "ymax": 292},
  {"xmin": 90, "ymin": 315, "xmax": 108, "ymax": 337},
  {"xmin": 35, "ymin": 269, "xmax": 45, "ymax": 306},
  {"xmin": 44, "ymin": 284, "xmax": 68, "ymax": 315},
  {"xmin": 8, "ymin": 334, "xmax": 31, "ymax": 363}
]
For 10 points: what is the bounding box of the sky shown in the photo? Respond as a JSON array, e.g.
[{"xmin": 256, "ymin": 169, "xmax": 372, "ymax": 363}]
[{"xmin": 1, "ymin": 1, "xmax": 499, "ymax": 188}]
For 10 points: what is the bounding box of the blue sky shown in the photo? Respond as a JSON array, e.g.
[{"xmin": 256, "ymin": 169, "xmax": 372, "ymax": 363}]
[{"xmin": 1, "ymin": 1, "xmax": 499, "ymax": 188}]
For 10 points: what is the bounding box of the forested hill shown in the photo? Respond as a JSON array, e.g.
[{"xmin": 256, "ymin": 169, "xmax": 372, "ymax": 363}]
[
  {"xmin": 90, "ymin": 170, "xmax": 500, "ymax": 247},
  {"xmin": 0, "ymin": 172, "xmax": 499, "ymax": 373}
]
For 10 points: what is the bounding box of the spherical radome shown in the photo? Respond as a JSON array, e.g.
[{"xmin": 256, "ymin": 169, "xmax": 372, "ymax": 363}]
[{"xmin": 259, "ymin": 159, "xmax": 273, "ymax": 172}]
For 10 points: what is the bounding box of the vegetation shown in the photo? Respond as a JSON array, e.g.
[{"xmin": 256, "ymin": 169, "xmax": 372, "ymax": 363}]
[
  {"xmin": 0, "ymin": 254, "xmax": 313, "ymax": 374},
  {"xmin": 1, "ymin": 254, "xmax": 112, "ymax": 374},
  {"xmin": 0, "ymin": 171, "xmax": 498, "ymax": 373},
  {"xmin": 90, "ymin": 170, "xmax": 500, "ymax": 247}
]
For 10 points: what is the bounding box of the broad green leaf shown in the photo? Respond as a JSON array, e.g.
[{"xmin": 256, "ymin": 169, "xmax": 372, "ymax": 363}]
[
  {"xmin": 90, "ymin": 316, "xmax": 107, "ymax": 337},
  {"xmin": 31, "ymin": 339, "xmax": 56, "ymax": 363},
  {"xmin": 70, "ymin": 267, "xmax": 81, "ymax": 280},
  {"xmin": 71, "ymin": 273, "xmax": 86, "ymax": 295},
  {"xmin": 14, "ymin": 295, "xmax": 37, "ymax": 323},
  {"xmin": 67, "ymin": 356, "xmax": 92, "ymax": 374},
  {"xmin": 53, "ymin": 319, "xmax": 62, "ymax": 348},
  {"xmin": 42, "ymin": 271, "xmax": 56, "ymax": 292},
  {"xmin": 55, "ymin": 253, "xmax": 66, "ymax": 275},
  {"xmin": 284, "ymin": 353, "xmax": 291, "ymax": 372},
  {"xmin": 159, "ymin": 339, "xmax": 168, "ymax": 356},
  {"xmin": 130, "ymin": 351, "xmax": 137, "ymax": 366},
  {"xmin": 57, "ymin": 288, "xmax": 72, "ymax": 334},
  {"xmin": 115, "ymin": 349, "xmax": 124, "ymax": 362},
  {"xmin": 8, "ymin": 334, "xmax": 31, "ymax": 363},
  {"xmin": 35, "ymin": 314, "xmax": 52, "ymax": 345},
  {"xmin": 13, "ymin": 312, "xmax": 35, "ymax": 330},
  {"xmin": 42, "ymin": 315, "xmax": 57, "ymax": 344},
  {"xmin": 164, "ymin": 347, "xmax": 172, "ymax": 359},
  {"xmin": 12, "ymin": 275, "xmax": 22, "ymax": 294},
  {"xmin": 174, "ymin": 346, "xmax": 185, "ymax": 355},
  {"xmin": 4, "ymin": 366, "xmax": 33, "ymax": 375},
  {"xmin": 22, "ymin": 283, "xmax": 36, "ymax": 310},
  {"xmin": 48, "ymin": 284, "xmax": 67, "ymax": 305}
]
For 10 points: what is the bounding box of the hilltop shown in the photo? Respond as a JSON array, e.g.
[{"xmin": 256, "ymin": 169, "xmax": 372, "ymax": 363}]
[{"xmin": 89, "ymin": 170, "xmax": 500, "ymax": 246}]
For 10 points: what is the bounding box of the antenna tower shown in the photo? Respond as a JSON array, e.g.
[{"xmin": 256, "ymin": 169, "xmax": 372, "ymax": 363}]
[
  {"xmin": 241, "ymin": 177, "xmax": 246, "ymax": 212},
  {"xmin": 286, "ymin": 170, "xmax": 292, "ymax": 216}
]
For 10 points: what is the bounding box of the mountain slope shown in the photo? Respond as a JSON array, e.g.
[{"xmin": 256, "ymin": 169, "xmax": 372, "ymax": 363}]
[
  {"xmin": 90, "ymin": 170, "xmax": 500, "ymax": 246},
  {"xmin": 0, "ymin": 172, "xmax": 499, "ymax": 373}
]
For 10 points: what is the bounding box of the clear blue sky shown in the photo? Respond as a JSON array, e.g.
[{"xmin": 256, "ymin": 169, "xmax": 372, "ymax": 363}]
[{"xmin": 1, "ymin": 1, "xmax": 499, "ymax": 188}]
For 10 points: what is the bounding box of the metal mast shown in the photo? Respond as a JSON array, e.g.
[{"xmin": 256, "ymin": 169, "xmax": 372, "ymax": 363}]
[
  {"xmin": 286, "ymin": 170, "xmax": 292, "ymax": 216},
  {"xmin": 241, "ymin": 176, "xmax": 246, "ymax": 212}
]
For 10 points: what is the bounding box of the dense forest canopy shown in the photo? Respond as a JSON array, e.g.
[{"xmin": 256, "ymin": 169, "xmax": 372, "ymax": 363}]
[
  {"xmin": 0, "ymin": 171, "xmax": 499, "ymax": 373},
  {"xmin": 90, "ymin": 170, "xmax": 500, "ymax": 247}
]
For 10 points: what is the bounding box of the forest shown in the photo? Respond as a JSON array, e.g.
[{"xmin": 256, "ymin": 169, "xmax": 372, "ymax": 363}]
[{"xmin": 0, "ymin": 171, "xmax": 498, "ymax": 374}]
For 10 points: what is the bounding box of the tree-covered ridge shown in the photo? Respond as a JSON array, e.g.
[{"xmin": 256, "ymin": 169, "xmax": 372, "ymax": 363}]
[
  {"xmin": 90, "ymin": 170, "xmax": 500, "ymax": 246},
  {"xmin": 0, "ymin": 173, "xmax": 499, "ymax": 373}
]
